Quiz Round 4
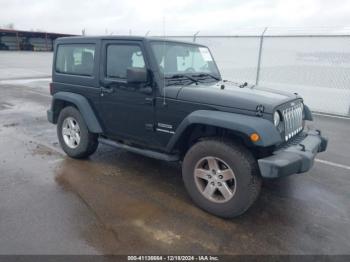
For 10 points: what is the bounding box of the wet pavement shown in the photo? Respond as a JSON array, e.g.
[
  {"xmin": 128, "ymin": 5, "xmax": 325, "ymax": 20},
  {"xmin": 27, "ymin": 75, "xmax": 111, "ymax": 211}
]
[
  {"xmin": 0, "ymin": 52, "xmax": 350, "ymax": 255},
  {"xmin": 0, "ymin": 51, "xmax": 52, "ymax": 80}
]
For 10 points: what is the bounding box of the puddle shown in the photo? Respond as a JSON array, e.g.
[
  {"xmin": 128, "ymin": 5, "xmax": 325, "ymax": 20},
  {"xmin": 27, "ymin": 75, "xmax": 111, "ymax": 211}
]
[
  {"xmin": 53, "ymin": 156, "xmax": 233, "ymax": 254},
  {"xmin": 132, "ymin": 219, "xmax": 181, "ymax": 245}
]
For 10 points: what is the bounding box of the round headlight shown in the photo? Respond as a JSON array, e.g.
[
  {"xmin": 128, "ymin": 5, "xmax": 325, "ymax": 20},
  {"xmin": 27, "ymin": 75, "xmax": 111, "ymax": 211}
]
[{"xmin": 274, "ymin": 111, "xmax": 280, "ymax": 126}]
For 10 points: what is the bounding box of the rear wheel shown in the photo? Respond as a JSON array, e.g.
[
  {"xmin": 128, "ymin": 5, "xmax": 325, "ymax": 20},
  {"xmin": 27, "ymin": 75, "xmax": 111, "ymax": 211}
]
[
  {"xmin": 57, "ymin": 106, "xmax": 98, "ymax": 159},
  {"xmin": 182, "ymin": 138, "xmax": 261, "ymax": 218}
]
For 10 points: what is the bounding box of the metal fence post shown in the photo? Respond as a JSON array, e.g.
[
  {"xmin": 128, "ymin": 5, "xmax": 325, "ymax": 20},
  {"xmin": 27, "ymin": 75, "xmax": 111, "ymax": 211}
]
[
  {"xmin": 45, "ymin": 33, "xmax": 49, "ymax": 51},
  {"xmin": 193, "ymin": 31, "xmax": 200, "ymax": 42},
  {"xmin": 255, "ymin": 27, "xmax": 268, "ymax": 85},
  {"xmin": 16, "ymin": 31, "xmax": 20, "ymax": 51}
]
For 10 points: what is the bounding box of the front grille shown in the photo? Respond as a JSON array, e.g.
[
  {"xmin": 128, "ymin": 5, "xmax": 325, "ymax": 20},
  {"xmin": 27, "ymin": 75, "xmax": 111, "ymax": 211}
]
[{"xmin": 282, "ymin": 102, "xmax": 303, "ymax": 141}]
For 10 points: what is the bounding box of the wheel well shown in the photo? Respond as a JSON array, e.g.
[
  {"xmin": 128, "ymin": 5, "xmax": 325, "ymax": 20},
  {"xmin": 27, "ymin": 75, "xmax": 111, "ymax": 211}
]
[
  {"xmin": 174, "ymin": 124, "xmax": 270, "ymax": 159},
  {"xmin": 52, "ymin": 99, "xmax": 77, "ymax": 123}
]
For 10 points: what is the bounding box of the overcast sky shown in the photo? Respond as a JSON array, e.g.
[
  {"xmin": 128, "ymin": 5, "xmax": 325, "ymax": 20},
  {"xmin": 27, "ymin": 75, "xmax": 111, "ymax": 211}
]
[{"xmin": 1, "ymin": 0, "xmax": 350, "ymax": 35}]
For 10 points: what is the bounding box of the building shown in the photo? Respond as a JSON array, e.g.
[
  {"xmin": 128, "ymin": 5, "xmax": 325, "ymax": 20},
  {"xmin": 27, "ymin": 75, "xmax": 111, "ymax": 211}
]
[{"xmin": 0, "ymin": 29, "xmax": 74, "ymax": 51}]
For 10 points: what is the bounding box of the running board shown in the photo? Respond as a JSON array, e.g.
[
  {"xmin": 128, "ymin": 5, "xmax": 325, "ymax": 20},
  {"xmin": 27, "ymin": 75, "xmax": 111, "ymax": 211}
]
[{"xmin": 98, "ymin": 138, "xmax": 179, "ymax": 162}]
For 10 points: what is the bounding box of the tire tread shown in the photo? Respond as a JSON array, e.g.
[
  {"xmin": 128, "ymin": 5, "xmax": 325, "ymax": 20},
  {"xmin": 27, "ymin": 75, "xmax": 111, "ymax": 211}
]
[{"xmin": 57, "ymin": 106, "xmax": 98, "ymax": 159}]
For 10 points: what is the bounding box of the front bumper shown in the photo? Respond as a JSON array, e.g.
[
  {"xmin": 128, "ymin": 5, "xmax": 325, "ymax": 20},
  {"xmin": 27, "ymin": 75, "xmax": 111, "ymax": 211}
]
[{"xmin": 258, "ymin": 130, "xmax": 328, "ymax": 178}]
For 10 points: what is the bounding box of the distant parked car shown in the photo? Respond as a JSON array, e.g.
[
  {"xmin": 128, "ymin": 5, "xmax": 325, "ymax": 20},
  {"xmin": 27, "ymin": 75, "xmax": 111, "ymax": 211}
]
[{"xmin": 47, "ymin": 36, "xmax": 328, "ymax": 218}]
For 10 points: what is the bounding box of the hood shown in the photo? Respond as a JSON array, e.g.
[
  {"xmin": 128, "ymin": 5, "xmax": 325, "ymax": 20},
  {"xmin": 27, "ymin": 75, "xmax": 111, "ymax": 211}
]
[{"xmin": 174, "ymin": 81, "xmax": 300, "ymax": 114}]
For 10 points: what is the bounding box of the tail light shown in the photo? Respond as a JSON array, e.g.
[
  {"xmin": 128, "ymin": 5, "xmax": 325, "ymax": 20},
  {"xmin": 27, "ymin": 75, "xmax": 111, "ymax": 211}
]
[{"xmin": 49, "ymin": 82, "xmax": 54, "ymax": 95}]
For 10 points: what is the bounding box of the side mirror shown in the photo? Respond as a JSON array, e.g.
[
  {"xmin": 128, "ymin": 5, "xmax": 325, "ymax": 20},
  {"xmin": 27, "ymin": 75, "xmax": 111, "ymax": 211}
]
[{"xmin": 127, "ymin": 68, "xmax": 148, "ymax": 83}]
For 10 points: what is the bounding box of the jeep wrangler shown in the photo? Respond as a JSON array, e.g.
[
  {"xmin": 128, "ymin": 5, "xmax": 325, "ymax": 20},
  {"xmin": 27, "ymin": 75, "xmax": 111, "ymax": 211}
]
[{"xmin": 47, "ymin": 36, "xmax": 328, "ymax": 218}]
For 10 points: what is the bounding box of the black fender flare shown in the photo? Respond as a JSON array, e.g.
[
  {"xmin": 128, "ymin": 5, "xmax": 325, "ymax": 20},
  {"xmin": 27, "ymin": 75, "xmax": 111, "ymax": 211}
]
[
  {"xmin": 303, "ymin": 104, "xmax": 313, "ymax": 121},
  {"xmin": 49, "ymin": 92, "xmax": 103, "ymax": 133},
  {"xmin": 166, "ymin": 110, "xmax": 282, "ymax": 151}
]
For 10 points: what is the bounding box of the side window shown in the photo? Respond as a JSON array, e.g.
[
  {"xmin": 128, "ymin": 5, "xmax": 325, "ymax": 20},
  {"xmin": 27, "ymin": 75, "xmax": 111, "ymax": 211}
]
[
  {"xmin": 56, "ymin": 44, "xmax": 95, "ymax": 76},
  {"xmin": 106, "ymin": 44, "xmax": 145, "ymax": 79}
]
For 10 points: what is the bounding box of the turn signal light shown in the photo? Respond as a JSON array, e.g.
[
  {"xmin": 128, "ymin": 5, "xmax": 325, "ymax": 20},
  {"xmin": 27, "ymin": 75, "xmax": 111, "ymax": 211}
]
[{"xmin": 250, "ymin": 133, "xmax": 260, "ymax": 142}]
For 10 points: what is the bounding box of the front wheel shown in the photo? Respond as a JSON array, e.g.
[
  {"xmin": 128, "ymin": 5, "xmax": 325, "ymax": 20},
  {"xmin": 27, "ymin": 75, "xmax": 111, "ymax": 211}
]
[
  {"xmin": 182, "ymin": 138, "xmax": 261, "ymax": 218},
  {"xmin": 57, "ymin": 106, "xmax": 98, "ymax": 159}
]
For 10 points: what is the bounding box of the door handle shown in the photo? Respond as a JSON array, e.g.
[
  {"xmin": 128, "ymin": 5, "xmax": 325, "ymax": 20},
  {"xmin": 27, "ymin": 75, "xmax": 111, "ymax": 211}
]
[
  {"xmin": 101, "ymin": 86, "xmax": 114, "ymax": 94},
  {"xmin": 144, "ymin": 97, "xmax": 155, "ymax": 105}
]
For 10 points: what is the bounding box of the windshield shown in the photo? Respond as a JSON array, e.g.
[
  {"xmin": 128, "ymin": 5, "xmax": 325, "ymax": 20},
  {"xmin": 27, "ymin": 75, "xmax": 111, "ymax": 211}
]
[{"xmin": 150, "ymin": 41, "xmax": 220, "ymax": 83}]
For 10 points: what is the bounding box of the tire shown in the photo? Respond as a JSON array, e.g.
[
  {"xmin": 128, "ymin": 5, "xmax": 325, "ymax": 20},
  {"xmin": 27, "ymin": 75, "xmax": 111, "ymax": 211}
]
[
  {"xmin": 57, "ymin": 106, "xmax": 98, "ymax": 159},
  {"xmin": 182, "ymin": 138, "xmax": 261, "ymax": 218}
]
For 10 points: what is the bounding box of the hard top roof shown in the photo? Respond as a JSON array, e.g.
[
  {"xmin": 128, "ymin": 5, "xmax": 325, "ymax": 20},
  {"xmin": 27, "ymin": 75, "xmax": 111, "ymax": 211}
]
[{"xmin": 55, "ymin": 35, "xmax": 204, "ymax": 46}]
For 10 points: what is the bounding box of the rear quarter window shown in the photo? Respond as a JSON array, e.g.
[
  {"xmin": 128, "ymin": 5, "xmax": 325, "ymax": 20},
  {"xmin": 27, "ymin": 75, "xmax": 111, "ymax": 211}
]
[{"xmin": 55, "ymin": 44, "xmax": 95, "ymax": 76}]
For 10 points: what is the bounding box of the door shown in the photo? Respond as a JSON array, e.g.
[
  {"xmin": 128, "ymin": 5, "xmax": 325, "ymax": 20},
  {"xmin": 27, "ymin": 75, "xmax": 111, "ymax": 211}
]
[{"xmin": 98, "ymin": 40, "xmax": 155, "ymax": 145}]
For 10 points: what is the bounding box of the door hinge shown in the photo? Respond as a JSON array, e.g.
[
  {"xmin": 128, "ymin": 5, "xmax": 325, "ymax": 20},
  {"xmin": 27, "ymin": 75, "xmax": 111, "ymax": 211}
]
[
  {"xmin": 144, "ymin": 97, "xmax": 155, "ymax": 105},
  {"xmin": 145, "ymin": 123, "xmax": 154, "ymax": 131}
]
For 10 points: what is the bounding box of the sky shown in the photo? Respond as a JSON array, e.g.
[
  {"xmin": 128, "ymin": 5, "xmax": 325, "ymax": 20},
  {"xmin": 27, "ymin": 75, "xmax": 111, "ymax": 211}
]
[{"xmin": 1, "ymin": 0, "xmax": 350, "ymax": 35}]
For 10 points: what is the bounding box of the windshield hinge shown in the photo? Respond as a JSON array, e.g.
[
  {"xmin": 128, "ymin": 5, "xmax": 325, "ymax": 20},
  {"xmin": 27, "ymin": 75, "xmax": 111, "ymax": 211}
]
[{"xmin": 256, "ymin": 104, "xmax": 264, "ymax": 117}]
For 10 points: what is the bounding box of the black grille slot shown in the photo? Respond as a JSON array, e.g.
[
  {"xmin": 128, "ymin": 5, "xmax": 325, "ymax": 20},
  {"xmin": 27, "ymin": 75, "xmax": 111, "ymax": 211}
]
[{"xmin": 275, "ymin": 132, "xmax": 307, "ymax": 151}]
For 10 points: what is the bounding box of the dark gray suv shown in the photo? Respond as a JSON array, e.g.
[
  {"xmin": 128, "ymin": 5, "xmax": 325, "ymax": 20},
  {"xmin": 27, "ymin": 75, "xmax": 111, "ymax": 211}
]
[{"xmin": 47, "ymin": 36, "xmax": 328, "ymax": 218}]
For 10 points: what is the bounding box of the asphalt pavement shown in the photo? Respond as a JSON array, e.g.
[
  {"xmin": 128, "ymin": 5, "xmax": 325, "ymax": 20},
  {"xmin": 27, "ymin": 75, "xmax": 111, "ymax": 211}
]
[{"xmin": 0, "ymin": 51, "xmax": 349, "ymax": 255}]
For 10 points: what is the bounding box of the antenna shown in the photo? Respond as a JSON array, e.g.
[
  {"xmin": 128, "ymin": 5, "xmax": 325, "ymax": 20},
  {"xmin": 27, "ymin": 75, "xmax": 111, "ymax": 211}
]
[{"xmin": 162, "ymin": 16, "xmax": 167, "ymax": 106}]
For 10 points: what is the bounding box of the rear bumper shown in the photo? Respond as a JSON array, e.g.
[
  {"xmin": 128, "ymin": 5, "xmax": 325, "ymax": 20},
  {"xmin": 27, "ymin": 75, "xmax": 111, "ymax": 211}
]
[{"xmin": 258, "ymin": 130, "xmax": 328, "ymax": 178}]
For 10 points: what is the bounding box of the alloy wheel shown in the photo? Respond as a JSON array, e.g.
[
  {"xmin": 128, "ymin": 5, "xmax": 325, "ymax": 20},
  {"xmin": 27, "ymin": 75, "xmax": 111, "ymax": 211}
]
[
  {"xmin": 62, "ymin": 117, "xmax": 81, "ymax": 149},
  {"xmin": 194, "ymin": 156, "xmax": 236, "ymax": 203}
]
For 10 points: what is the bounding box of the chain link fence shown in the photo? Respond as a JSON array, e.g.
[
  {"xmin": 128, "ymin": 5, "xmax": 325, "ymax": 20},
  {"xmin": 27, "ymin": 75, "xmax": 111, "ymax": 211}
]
[{"xmin": 158, "ymin": 28, "xmax": 350, "ymax": 117}]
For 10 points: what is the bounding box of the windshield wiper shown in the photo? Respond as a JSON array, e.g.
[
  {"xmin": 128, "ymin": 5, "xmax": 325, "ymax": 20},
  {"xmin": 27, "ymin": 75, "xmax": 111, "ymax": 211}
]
[
  {"xmin": 223, "ymin": 79, "xmax": 250, "ymax": 88},
  {"xmin": 191, "ymin": 73, "xmax": 220, "ymax": 81},
  {"xmin": 165, "ymin": 74, "xmax": 198, "ymax": 85}
]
